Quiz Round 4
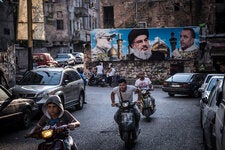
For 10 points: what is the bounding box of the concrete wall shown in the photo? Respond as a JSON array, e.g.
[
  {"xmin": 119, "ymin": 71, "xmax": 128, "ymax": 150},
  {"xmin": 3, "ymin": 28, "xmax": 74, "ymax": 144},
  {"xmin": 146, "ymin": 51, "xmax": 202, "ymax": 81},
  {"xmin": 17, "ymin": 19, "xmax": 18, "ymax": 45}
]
[{"xmin": 87, "ymin": 60, "xmax": 196, "ymax": 85}]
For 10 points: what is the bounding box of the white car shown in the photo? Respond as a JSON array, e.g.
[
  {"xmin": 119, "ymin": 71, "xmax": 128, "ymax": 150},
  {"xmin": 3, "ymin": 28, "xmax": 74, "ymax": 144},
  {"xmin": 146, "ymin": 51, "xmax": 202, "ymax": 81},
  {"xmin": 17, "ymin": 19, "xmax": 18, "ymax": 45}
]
[
  {"xmin": 72, "ymin": 52, "xmax": 84, "ymax": 64},
  {"xmin": 200, "ymin": 76, "xmax": 224, "ymax": 127},
  {"xmin": 198, "ymin": 73, "xmax": 224, "ymax": 95},
  {"xmin": 215, "ymin": 75, "xmax": 225, "ymax": 150},
  {"xmin": 201, "ymin": 80, "xmax": 223, "ymax": 150}
]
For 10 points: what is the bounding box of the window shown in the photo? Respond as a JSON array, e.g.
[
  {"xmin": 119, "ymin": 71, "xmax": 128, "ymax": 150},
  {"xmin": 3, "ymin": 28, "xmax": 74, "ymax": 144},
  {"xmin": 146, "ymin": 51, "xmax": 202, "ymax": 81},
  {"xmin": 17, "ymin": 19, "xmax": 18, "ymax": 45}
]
[
  {"xmin": 174, "ymin": 3, "xmax": 180, "ymax": 11},
  {"xmin": 57, "ymin": 11, "xmax": 63, "ymax": 18},
  {"xmin": 4, "ymin": 28, "xmax": 10, "ymax": 35},
  {"xmin": 215, "ymin": 1, "xmax": 225, "ymax": 33},
  {"xmin": 56, "ymin": 20, "xmax": 64, "ymax": 30},
  {"xmin": 103, "ymin": 6, "xmax": 114, "ymax": 28}
]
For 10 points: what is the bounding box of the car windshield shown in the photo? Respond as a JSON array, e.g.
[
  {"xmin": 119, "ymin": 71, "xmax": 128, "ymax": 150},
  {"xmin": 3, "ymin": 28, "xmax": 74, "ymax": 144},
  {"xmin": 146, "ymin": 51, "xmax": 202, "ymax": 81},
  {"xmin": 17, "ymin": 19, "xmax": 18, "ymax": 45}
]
[
  {"xmin": 206, "ymin": 78, "xmax": 223, "ymax": 91},
  {"xmin": 167, "ymin": 74, "xmax": 192, "ymax": 82},
  {"xmin": 56, "ymin": 54, "xmax": 69, "ymax": 58},
  {"xmin": 18, "ymin": 70, "xmax": 62, "ymax": 85}
]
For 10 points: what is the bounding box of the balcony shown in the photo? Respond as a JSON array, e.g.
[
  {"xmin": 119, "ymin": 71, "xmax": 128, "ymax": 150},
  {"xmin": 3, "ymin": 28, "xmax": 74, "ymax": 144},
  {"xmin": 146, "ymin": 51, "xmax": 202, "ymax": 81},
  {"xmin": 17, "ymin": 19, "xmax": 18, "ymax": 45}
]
[
  {"xmin": 74, "ymin": 7, "xmax": 88, "ymax": 17},
  {"xmin": 73, "ymin": 30, "xmax": 90, "ymax": 43}
]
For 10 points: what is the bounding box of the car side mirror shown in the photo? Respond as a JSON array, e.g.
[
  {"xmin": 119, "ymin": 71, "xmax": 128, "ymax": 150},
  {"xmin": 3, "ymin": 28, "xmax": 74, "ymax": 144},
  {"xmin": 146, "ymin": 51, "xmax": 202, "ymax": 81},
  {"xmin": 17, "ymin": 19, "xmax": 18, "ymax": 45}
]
[
  {"xmin": 198, "ymin": 87, "xmax": 204, "ymax": 93},
  {"xmin": 202, "ymin": 97, "xmax": 208, "ymax": 103},
  {"xmin": 63, "ymin": 80, "xmax": 70, "ymax": 85}
]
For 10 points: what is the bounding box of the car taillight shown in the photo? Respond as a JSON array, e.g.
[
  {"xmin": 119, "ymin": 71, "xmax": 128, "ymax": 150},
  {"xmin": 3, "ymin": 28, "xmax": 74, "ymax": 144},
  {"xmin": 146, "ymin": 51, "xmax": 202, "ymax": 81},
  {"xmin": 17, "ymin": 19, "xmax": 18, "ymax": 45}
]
[{"xmin": 163, "ymin": 82, "xmax": 168, "ymax": 86}]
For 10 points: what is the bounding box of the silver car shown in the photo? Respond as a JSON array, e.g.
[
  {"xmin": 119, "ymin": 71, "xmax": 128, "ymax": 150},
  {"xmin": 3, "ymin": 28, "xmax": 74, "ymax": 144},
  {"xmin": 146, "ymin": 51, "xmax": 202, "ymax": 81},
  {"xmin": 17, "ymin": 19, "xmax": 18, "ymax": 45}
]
[
  {"xmin": 215, "ymin": 74, "xmax": 225, "ymax": 150},
  {"xmin": 201, "ymin": 79, "xmax": 223, "ymax": 150},
  {"xmin": 55, "ymin": 53, "xmax": 76, "ymax": 66},
  {"xmin": 10, "ymin": 67, "xmax": 85, "ymax": 111},
  {"xmin": 200, "ymin": 76, "xmax": 224, "ymax": 127}
]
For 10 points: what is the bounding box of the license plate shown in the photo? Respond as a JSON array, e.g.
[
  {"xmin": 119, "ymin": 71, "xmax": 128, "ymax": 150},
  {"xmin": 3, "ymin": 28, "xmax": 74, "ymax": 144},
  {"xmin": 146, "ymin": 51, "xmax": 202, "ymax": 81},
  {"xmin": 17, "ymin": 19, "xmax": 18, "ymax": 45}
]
[{"xmin": 171, "ymin": 84, "xmax": 180, "ymax": 87}]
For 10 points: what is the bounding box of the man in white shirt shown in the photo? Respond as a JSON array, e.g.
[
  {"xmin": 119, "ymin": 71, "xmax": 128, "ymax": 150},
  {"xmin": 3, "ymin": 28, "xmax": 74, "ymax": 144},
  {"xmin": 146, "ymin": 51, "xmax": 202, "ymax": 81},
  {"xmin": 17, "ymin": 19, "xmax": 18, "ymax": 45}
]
[
  {"xmin": 135, "ymin": 72, "xmax": 155, "ymax": 107},
  {"xmin": 106, "ymin": 65, "xmax": 116, "ymax": 86},
  {"xmin": 96, "ymin": 62, "xmax": 104, "ymax": 75},
  {"xmin": 111, "ymin": 78, "xmax": 140, "ymax": 130}
]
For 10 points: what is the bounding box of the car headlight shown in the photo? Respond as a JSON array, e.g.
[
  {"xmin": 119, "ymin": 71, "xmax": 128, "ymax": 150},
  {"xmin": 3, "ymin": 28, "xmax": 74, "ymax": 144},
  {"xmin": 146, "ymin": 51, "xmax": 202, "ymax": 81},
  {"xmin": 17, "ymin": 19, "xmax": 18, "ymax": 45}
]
[{"xmin": 36, "ymin": 92, "xmax": 48, "ymax": 99}]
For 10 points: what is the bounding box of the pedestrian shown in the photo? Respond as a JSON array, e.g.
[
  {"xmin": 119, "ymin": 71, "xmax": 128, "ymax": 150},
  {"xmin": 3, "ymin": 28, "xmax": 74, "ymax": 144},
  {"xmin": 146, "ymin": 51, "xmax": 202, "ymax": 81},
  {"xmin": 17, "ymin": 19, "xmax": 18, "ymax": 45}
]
[
  {"xmin": 96, "ymin": 62, "xmax": 104, "ymax": 76},
  {"xmin": 172, "ymin": 28, "xmax": 199, "ymax": 59},
  {"xmin": 106, "ymin": 65, "xmax": 116, "ymax": 87}
]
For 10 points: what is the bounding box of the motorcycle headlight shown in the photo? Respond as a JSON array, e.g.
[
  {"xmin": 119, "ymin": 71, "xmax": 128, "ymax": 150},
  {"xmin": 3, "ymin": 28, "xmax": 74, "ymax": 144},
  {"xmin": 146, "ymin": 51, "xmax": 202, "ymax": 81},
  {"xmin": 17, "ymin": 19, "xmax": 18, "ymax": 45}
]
[
  {"xmin": 122, "ymin": 102, "xmax": 129, "ymax": 107},
  {"xmin": 41, "ymin": 129, "xmax": 53, "ymax": 138},
  {"xmin": 141, "ymin": 90, "xmax": 147, "ymax": 94}
]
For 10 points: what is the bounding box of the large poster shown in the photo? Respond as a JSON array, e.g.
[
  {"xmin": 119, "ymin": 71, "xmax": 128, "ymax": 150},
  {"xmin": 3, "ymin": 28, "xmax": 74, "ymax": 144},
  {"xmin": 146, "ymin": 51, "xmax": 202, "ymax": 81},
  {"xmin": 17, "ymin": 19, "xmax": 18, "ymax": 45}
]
[{"xmin": 91, "ymin": 26, "xmax": 199, "ymax": 62}]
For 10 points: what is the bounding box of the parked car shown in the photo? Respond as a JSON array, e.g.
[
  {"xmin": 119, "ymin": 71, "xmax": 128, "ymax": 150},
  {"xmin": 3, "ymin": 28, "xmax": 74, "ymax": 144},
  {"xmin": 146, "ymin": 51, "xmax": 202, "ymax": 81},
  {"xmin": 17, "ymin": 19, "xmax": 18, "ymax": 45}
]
[
  {"xmin": 162, "ymin": 73, "xmax": 206, "ymax": 97},
  {"xmin": 72, "ymin": 52, "xmax": 84, "ymax": 64},
  {"xmin": 0, "ymin": 85, "xmax": 38, "ymax": 129},
  {"xmin": 200, "ymin": 76, "xmax": 224, "ymax": 128},
  {"xmin": 199, "ymin": 73, "xmax": 224, "ymax": 98},
  {"xmin": 215, "ymin": 74, "xmax": 225, "ymax": 150},
  {"xmin": 10, "ymin": 67, "xmax": 85, "ymax": 111},
  {"xmin": 201, "ymin": 80, "xmax": 223, "ymax": 150},
  {"xmin": 55, "ymin": 53, "xmax": 76, "ymax": 66},
  {"xmin": 33, "ymin": 53, "xmax": 58, "ymax": 67}
]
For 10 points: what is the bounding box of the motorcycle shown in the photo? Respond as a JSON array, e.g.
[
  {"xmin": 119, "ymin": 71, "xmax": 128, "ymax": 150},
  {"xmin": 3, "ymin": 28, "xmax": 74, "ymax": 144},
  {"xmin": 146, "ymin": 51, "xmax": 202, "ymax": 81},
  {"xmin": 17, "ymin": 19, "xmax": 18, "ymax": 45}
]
[
  {"xmin": 115, "ymin": 100, "xmax": 140, "ymax": 149},
  {"xmin": 25, "ymin": 124, "xmax": 77, "ymax": 150},
  {"xmin": 138, "ymin": 88, "xmax": 155, "ymax": 119},
  {"xmin": 88, "ymin": 73, "xmax": 107, "ymax": 87}
]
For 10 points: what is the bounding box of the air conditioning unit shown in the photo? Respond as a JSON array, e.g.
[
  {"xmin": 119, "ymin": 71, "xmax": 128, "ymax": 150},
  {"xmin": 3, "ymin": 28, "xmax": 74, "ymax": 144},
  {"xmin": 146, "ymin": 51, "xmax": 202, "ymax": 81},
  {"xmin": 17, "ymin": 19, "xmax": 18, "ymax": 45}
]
[{"xmin": 137, "ymin": 22, "xmax": 147, "ymax": 28}]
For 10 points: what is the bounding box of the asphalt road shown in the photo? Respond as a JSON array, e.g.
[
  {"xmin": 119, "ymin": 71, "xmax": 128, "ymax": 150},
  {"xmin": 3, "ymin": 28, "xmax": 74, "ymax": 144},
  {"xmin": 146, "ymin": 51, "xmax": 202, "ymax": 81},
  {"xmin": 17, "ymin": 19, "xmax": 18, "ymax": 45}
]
[{"xmin": 0, "ymin": 86, "xmax": 204, "ymax": 150}]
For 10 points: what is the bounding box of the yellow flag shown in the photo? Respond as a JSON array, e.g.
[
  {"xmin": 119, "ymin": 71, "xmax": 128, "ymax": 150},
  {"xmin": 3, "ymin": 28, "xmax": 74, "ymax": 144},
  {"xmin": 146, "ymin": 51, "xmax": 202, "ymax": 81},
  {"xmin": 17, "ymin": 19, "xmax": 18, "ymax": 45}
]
[{"xmin": 17, "ymin": 0, "xmax": 45, "ymax": 40}]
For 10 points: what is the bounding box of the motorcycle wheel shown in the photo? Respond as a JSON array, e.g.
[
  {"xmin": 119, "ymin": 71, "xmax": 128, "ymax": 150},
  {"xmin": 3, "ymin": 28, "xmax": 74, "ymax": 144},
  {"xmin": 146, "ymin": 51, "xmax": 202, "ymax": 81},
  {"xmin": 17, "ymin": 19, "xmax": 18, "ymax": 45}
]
[
  {"xmin": 142, "ymin": 108, "xmax": 151, "ymax": 118},
  {"xmin": 123, "ymin": 132, "xmax": 133, "ymax": 150},
  {"xmin": 99, "ymin": 81, "xmax": 106, "ymax": 87},
  {"xmin": 88, "ymin": 80, "xmax": 95, "ymax": 86}
]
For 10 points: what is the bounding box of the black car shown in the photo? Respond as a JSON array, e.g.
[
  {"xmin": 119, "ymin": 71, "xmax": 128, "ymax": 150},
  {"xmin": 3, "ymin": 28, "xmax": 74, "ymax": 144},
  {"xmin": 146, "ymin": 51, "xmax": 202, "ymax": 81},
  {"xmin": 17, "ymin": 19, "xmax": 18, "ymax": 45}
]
[
  {"xmin": 0, "ymin": 85, "xmax": 38, "ymax": 129},
  {"xmin": 162, "ymin": 73, "xmax": 206, "ymax": 98}
]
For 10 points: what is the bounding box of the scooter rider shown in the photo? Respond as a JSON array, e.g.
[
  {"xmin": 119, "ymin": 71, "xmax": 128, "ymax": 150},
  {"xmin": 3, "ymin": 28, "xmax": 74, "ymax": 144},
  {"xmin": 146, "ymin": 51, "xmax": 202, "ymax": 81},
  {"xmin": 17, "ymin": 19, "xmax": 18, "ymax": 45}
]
[
  {"xmin": 26, "ymin": 95, "xmax": 80, "ymax": 150},
  {"xmin": 135, "ymin": 71, "xmax": 155, "ymax": 107},
  {"xmin": 111, "ymin": 78, "xmax": 141, "ymax": 129}
]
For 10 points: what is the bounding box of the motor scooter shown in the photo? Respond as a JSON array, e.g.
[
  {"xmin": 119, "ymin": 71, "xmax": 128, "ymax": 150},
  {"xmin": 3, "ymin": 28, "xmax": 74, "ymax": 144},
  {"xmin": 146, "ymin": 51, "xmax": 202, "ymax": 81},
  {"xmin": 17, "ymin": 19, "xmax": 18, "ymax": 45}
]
[
  {"xmin": 115, "ymin": 100, "xmax": 140, "ymax": 149},
  {"xmin": 138, "ymin": 88, "xmax": 156, "ymax": 119},
  {"xmin": 25, "ymin": 124, "xmax": 77, "ymax": 150},
  {"xmin": 88, "ymin": 73, "xmax": 107, "ymax": 87}
]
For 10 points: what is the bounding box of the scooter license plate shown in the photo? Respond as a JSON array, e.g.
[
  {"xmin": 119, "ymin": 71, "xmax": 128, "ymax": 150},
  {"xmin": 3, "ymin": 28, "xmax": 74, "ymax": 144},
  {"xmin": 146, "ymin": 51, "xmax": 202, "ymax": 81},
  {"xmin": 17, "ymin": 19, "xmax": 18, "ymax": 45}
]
[{"xmin": 121, "ymin": 113, "xmax": 133, "ymax": 123}]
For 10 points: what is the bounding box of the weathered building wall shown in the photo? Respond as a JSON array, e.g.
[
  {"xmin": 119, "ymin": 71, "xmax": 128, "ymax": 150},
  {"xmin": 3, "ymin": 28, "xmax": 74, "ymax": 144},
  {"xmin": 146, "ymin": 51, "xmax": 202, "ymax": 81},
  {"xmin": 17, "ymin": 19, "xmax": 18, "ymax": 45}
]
[
  {"xmin": 0, "ymin": 45, "xmax": 16, "ymax": 88},
  {"xmin": 99, "ymin": 0, "xmax": 213, "ymax": 28}
]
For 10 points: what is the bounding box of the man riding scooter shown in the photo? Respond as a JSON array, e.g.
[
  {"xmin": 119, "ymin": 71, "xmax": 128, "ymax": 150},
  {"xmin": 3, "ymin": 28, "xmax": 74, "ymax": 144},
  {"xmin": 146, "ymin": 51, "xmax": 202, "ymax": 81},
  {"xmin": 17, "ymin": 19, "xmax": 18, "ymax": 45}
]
[
  {"xmin": 111, "ymin": 78, "xmax": 141, "ymax": 131},
  {"xmin": 135, "ymin": 72, "xmax": 156, "ymax": 111},
  {"xmin": 25, "ymin": 95, "xmax": 80, "ymax": 150}
]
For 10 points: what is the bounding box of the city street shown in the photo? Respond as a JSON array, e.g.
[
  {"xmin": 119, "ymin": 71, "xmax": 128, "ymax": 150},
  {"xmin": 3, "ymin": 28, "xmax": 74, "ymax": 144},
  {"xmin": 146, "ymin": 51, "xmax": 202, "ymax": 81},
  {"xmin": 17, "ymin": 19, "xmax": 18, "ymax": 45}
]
[{"xmin": 0, "ymin": 86, "xmax": 204, "ymax": 150}]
